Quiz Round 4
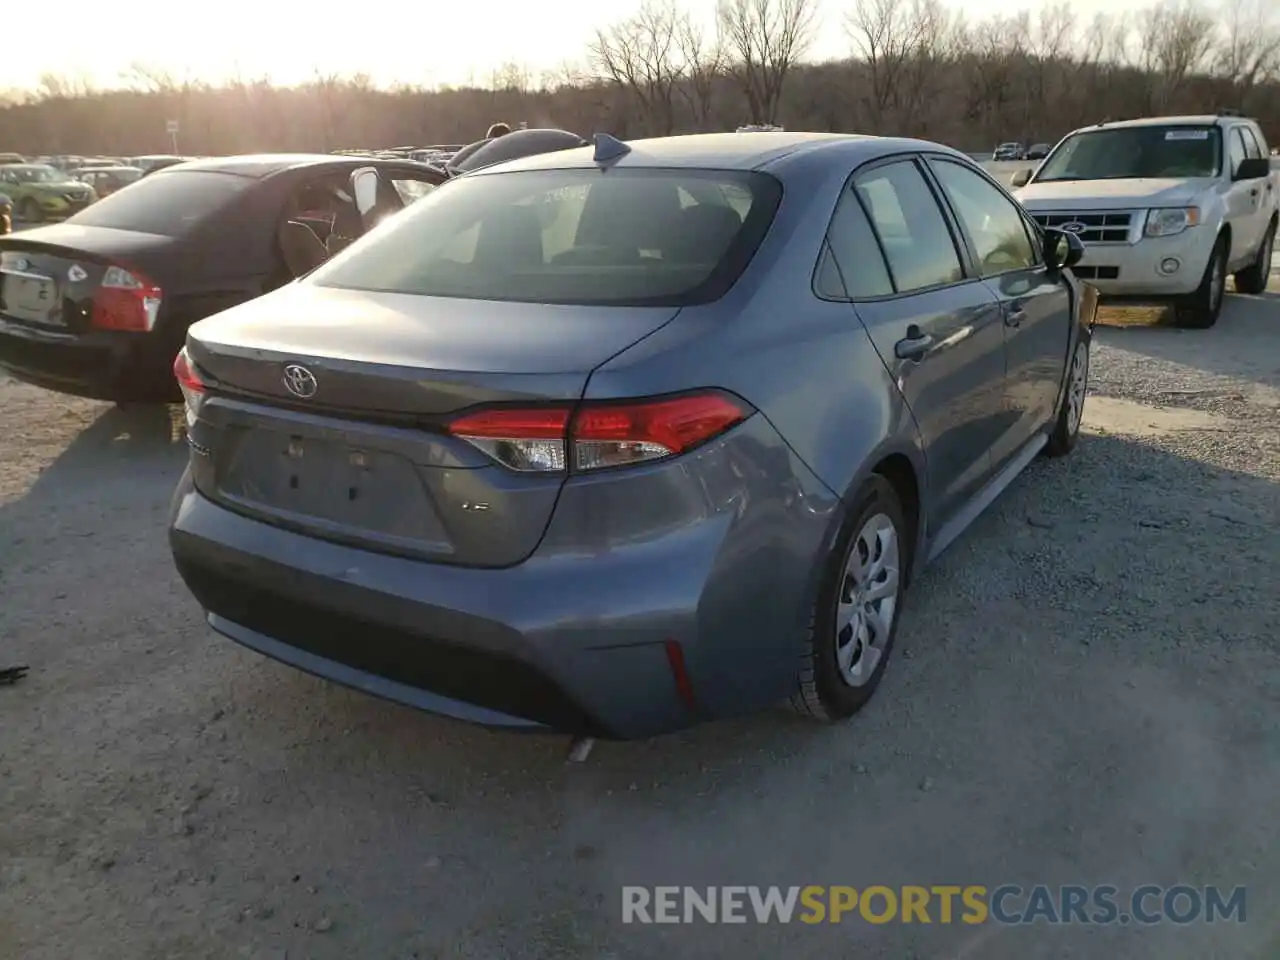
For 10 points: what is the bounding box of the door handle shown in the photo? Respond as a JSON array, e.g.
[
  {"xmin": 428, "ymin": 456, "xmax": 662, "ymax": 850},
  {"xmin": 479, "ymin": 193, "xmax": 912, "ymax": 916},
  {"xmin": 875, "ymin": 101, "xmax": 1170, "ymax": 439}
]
[
  {"xmin": 1005, "ymin": 306, "xmax": 1027, "ymax": 327},
  {"xmin": 894, "ymin": 325, "xmax": 933, "ymax": 360}
]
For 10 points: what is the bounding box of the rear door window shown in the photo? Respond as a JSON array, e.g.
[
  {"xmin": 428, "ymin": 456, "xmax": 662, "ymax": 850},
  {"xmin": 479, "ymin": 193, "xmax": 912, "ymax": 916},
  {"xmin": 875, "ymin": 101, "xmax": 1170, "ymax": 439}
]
[
  {"xmin": 66, "ymin": 170, "xmax": 256, "ymax": 235},
  {"xmin": 853, "ymin": 160, "xmax": 964, "ymax": 293},
  {"xmin": 818, "ymin": 186, "xmax": 894, "ymax": 298}
]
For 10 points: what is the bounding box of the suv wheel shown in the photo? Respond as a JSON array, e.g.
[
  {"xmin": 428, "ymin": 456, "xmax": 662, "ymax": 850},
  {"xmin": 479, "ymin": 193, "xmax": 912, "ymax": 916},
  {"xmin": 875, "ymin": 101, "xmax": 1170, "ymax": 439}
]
[
  {"xmin": 1175, "ymin": 235, "xmax": 1228, "ymax": 329},
  {"xmin": 1233, "ymin": 219, "xmax": 1275, "ymax": 295},
  {"xmin": 791, "ymin": 475, "xmax": 908, "ymax": 722}
]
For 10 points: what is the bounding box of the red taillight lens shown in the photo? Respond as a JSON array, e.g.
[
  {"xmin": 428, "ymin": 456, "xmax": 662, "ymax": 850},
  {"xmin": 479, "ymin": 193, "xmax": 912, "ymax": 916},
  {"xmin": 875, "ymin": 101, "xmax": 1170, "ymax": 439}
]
[
  {"xmin": 446, "ymin": 392, "xmax": 751, "ymax": 473},
  {"xmin": 173, "ymin": 346, "xmax": 206, "ymax": 427},
  {"xmin": 90, "ymin": 264, "xmax": 163, "ymax": 331},
  {"xmin": 572, "ymin": 394, "xmax": 748, "ymax": 471}
]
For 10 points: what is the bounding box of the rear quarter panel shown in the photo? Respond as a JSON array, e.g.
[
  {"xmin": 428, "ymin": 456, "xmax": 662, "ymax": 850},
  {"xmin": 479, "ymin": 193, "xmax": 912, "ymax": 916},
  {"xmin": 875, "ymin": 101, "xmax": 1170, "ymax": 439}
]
[{"xmin": 586, "ymin": 145, "xmax": 926, "ymax": 508}]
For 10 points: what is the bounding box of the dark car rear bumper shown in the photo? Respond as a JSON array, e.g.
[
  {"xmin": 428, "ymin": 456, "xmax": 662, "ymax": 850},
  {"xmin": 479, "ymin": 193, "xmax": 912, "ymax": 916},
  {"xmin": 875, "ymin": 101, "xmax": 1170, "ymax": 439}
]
[
  {"xmin": 0, "ymin": 318, "xmax": 176, "ymax": 401},
  {"xmin": 168, "ymin": 417, "xmax": 840, "ymax": 739}
]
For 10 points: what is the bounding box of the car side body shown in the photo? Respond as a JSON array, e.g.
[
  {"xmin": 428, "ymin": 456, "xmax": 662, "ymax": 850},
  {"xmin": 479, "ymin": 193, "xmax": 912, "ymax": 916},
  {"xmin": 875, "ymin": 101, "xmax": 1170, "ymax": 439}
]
[{"xmin": 169, "ymin": 132, "xmax": 1094, "ymax": 739}]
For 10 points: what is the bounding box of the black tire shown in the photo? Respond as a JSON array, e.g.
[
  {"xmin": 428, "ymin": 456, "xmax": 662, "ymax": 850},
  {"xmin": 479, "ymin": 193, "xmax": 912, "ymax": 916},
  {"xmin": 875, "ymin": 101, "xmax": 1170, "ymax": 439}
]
[
  {"xmin": 1174, "ymin": 235, "xmax": 1228, "ymax": 329},
  {"xmin": 1233, "ymin": 218, "xmax": 1275, "ymax": 296},
  {"xmin": 19, "ymin": 197, "xmax": 41, "ymax": 224},
  {"xmin": 1045, "ymin": 333, "xmax": 1090, "ymax": 458},
  {"xmin": 791, "ymin": 474, "xmax": 908, "ymax": 722}
]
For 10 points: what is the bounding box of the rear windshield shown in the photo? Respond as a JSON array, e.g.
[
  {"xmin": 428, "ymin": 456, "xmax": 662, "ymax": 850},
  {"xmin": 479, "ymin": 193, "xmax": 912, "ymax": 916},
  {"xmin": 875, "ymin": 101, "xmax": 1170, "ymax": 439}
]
[
  {"xmin": 1035, "ymin": 126, "xmax": 1222, "ymax": 181},
  {"xmin": 308, "ymin": 168, "xmax": 783, "ymax": 306},
  {"xmin": 66, "ymin": 169, "xmax": 255, "ymax": 235}
]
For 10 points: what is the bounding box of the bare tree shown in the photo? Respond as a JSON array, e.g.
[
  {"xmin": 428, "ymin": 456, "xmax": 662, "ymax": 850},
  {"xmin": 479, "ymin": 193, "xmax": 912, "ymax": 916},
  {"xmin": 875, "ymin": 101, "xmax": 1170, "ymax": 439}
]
[
  {"xmin": 718, "ymin": 0, "xmax": 817, "ymax": 124},
  {"xmin": 676, "ymin": 12, "xmax": 725, "ymax": 129},
  {"xmin": 1218, "ymin": 0, "xmax": 1280, "ymax": 99},
  {"xmin": 590, "ymin": 0, "xmax": 684, "ymax": 135},
  {"xmin": 1138, "ymin": 0, "xmax": 1218, "ymax": 110}
]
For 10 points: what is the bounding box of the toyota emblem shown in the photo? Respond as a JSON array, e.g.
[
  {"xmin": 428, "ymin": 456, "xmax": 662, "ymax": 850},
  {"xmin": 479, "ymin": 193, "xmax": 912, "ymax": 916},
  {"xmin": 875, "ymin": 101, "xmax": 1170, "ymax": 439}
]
[
  {"xmin": 12, "ymin": 257, "xmax": 29, "ymax": 271},
  {"xmin": 1060, "ymin": 221, "xmax": 1087, "ymax": 234},
  {"xmin": 282, "ymin": 364, "xmax": 318, "ymax": 399}
]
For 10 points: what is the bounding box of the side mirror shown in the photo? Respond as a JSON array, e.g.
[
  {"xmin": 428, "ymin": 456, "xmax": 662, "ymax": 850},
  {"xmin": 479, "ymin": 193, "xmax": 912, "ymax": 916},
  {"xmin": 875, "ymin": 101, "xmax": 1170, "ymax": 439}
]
[
  {"xmin": 1044, "ymin": 228, "xmax": 1085, "ymax": 271},
  {"xmin": 1234, "ymin": 157, "xmax": 1271, "ymax": 181},
  {"xmin": 1010, "ymin": 169, "xmax": 1033, "ymax": 188}
]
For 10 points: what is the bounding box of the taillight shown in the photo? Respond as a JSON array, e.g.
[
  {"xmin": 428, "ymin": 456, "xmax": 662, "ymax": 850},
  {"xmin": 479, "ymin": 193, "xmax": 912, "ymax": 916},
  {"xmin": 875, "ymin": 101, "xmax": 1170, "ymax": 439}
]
[
  {"xmin": 446, "ymin": 391, "xmax": 751, "ymax": 473},
  {"xmin": 173, "ymin": 346, "xmax": 206, "ymax": 428},
  {"xmin": 90, "ymin": 264, "xmax": 163, "ymax": 331}
]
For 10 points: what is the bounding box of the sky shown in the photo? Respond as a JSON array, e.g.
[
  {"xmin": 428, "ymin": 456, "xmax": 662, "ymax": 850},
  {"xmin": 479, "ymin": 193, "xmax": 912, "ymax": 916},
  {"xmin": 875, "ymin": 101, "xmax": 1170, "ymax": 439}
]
[{"xmin": 0, "ymin": 0, "xmax": 1143, "ymax": 95}]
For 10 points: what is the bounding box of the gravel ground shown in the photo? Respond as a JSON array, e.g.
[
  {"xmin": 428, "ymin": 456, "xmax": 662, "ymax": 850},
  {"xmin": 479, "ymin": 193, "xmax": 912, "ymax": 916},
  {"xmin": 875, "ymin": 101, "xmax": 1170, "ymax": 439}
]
[{"xmin": 2, "ymin": 278, "xmax": 1280, "ymax": 957}]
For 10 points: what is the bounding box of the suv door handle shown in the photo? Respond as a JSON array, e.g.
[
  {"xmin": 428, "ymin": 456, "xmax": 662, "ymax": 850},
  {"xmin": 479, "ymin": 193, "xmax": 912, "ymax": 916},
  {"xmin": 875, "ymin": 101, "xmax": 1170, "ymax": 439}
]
[
  {"xmin": 895, "ymin": 325, "xmax": 933, "ymax": 360},
  {"xmin": 1005, "ymin": 306, "xmax": 1027, "ymax": 327}
]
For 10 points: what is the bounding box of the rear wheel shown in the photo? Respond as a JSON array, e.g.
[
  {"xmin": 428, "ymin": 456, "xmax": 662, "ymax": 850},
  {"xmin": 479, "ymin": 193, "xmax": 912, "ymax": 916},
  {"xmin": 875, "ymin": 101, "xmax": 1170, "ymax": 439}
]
[
  {"xmin": 791, "ymin": 475, "xmax": 908, "ymax": 722},
  {"xmin": 1174, "ymin": 235, "xmax": 1227, "ymax": 329},
  {"xmin": 1233, "ymin": 219, "xmax": 1275, "ymax": 295}
]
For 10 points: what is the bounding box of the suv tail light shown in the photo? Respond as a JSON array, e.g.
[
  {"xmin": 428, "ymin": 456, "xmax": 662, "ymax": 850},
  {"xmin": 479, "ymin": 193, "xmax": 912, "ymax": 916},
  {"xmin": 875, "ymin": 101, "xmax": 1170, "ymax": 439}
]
[
  {"xmin": 446, "ymin": 391, "xmax": 752, "ymax": 473},
  {"xmin": 91, "ymin": 264, "xmax": 163, "ymax": 331},
  {"xmin": 173, "ymin": 346, "xmax": 206, "ymax": 428}
]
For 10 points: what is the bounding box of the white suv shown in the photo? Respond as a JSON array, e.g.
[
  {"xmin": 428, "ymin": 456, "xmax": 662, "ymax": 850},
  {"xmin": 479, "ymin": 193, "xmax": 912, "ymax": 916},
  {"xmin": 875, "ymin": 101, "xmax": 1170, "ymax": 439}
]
[{"xmin": 1010, "ymin": 115, "xmax": 1278, "ymax": 328}]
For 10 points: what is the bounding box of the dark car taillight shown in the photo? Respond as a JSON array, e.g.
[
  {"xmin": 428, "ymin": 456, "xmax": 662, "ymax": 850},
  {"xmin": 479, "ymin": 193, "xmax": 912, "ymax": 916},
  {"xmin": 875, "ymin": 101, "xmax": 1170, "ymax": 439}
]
[
  {"xmin": 90, "ymin": 264, "xmax": 162, "ymax": 331},
  {"xmin": 446, "ymin": 391, "xmax": 752, "ymax": 473},
  {"xmin": 173, "ymin": 346, "xmax": 206, "ymax": 427}
]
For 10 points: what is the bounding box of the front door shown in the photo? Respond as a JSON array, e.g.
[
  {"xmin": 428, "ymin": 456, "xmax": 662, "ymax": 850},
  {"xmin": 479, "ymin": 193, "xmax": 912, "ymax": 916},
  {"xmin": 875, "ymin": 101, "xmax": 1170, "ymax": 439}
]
[
  {"xmin": 925, "ymin": 156, "xmax": 1073, "ymax": 468},
  {"xmin": 835, "ymin": 157, "xmax": 1008, "ymax": 531}
]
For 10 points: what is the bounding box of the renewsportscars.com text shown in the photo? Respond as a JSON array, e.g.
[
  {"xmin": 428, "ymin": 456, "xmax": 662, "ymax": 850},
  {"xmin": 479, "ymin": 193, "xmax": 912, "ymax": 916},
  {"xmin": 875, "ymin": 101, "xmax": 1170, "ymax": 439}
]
[{"xmin": 621, "ymin": 885, "xmax": 1246, "ymax": 926}]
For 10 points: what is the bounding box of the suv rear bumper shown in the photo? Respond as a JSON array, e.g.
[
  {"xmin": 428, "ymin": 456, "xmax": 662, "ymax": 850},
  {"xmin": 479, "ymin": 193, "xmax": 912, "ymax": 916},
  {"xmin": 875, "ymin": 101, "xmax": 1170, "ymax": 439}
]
[{"xmin": 168, "ymin": 417, "xmax": 839, "ymax": 739}]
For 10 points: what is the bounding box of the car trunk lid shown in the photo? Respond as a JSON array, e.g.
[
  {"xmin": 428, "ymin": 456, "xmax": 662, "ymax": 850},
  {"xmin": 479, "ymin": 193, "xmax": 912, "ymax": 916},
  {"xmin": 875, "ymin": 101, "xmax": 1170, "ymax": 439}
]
[
  {"xmin": 184, "ymin": 283, "xmax": 681, "ymax": 566},
  {"xmin": 0, "ymin": 225, "xmax": 173, "ymax": 333}
]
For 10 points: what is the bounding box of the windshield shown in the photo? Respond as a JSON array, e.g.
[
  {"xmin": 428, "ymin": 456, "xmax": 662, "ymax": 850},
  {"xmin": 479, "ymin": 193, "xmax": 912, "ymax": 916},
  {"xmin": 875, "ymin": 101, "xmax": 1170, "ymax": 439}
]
[
  {"xmin": 7, "ymin": 165, "xmax": 66, "ymax": 183},
  {"xmin": 67, "ymin": 169, "xmax": 256, "ymax": 235},
  {"xmin": 1035, "ymin": 126, "xmax": 1221, "ymax": 181},
  {"xmin": 308, "ymin": 167, "xmax": 782, "ymax": 307}
]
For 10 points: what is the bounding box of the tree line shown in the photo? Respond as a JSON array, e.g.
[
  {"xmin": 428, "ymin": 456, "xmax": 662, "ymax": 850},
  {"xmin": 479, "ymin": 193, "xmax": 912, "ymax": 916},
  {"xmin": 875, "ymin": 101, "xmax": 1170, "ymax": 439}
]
[{"xmin": 1, "ymin": 0, "xmax": 1278, "ymax": 157}]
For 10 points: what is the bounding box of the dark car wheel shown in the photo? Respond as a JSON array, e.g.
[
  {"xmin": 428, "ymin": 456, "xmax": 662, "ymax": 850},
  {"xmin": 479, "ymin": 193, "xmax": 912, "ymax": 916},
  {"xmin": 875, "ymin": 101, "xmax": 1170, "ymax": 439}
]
[
  {"xmin": 1044, "ymin": 333, "xmax": 1090, "ymax": 458},
  {"xmin": 1175, "ymin": 235, "xmax": 1227, "ymax": 329},
  {"xmin": 19, "ymin": 197, "xmax": 42, "ymax": 224},
  {"xmin": 791, "ymin": 474, "xmax": 908, "ymax": 722},
  {"xmin": 1233, "ymin": 219, "xmax": 1275, "ymax": 296}
]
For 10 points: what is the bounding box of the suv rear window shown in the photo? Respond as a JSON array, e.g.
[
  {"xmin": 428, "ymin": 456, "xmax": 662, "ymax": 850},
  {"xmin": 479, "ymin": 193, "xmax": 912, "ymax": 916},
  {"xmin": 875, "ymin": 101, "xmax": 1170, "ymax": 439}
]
[
  {"xmin": 308, "ymin": 168, "xmax": 782, "ymax": 306},
  {"xmin": 66, "ymin": 170, "xmax": 255, "ymax": 235}
]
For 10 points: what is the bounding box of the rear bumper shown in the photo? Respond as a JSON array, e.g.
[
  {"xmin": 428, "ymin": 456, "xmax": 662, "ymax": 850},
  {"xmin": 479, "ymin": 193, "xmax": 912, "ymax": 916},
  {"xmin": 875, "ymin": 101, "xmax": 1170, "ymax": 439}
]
[
  {"xmin": 0, "ymin": 318, "xmax": 176, "ymax": 401},
  {"xmin": 168, "ymin": 417, "xmax": 841, "ymax": 739}
]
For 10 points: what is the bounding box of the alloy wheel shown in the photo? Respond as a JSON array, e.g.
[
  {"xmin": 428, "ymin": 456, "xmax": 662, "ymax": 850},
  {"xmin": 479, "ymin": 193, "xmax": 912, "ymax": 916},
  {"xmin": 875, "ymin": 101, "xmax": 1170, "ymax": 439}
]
[
  {"xmin": 835, "ymin": 513, "xmax": 900, "ymax": 687},
  {"xmin": 1066, "ymin": 339, "xmax": 1089, "ymax": 437}
]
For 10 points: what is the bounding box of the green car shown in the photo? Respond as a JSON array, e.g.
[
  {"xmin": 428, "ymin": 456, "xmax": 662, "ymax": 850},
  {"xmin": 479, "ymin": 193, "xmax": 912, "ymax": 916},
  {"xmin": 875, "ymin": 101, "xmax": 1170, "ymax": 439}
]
[{"xmin": 0, "ymin": 163, "xmax": 97, "ymax": 223}]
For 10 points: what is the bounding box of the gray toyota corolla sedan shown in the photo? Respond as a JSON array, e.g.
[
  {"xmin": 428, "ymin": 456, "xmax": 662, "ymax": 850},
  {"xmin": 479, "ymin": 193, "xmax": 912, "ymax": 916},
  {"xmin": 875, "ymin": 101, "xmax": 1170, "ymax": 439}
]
[{"xmin": 168, "ymin": 132, "xmax": 1095, "ymax": 739}]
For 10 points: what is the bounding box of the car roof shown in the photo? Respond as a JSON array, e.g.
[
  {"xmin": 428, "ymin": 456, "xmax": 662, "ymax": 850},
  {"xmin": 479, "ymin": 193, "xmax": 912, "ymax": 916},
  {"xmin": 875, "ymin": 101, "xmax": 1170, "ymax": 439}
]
[
  {"xmin": 1080, "ymin": 115, "xmax": 1251, "ymax": 133},
  {"xmin": 164, "ymin": 153, "xmax": 437, "ymax": 179},
  {"xmin": 468, "ymin": 131, "xmax": 964, "ymax": 175},
  {"xmin": 78, "ymin": 165, "xmax": 141, "ymax": 172}
]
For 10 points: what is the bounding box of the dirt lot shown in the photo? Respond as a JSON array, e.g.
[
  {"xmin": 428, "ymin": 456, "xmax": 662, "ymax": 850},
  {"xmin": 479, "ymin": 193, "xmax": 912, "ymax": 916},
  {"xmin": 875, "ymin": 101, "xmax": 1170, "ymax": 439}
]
[{"xmin": 2, "ymin": 276, "xmax": 1280, "ymax": 958}]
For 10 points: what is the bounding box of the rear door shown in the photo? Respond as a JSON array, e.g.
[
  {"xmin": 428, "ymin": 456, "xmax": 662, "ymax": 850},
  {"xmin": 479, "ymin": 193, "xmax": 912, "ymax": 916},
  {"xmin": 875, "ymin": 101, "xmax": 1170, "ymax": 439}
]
[
  {"xmin": 834, "ymin": 156, "xmax": 1007, "ymax": 530},
  {"xmin": 925, "ymin": 155, "xmax": 1071, "ymax": 467},
  {"xmin": 1224, "ymin": 126, "xmax": 1263, "ymax": 263}
]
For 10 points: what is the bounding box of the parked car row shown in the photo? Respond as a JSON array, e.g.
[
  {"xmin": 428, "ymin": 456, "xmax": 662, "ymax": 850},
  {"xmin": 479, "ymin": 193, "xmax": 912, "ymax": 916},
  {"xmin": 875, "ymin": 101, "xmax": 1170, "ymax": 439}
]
[{"xmin": 6, "ymin": 115, "xmax": 1265, "ymax": 742}]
